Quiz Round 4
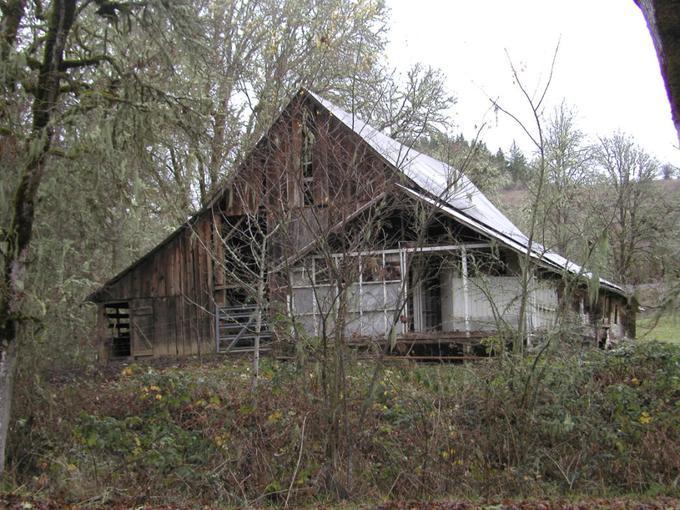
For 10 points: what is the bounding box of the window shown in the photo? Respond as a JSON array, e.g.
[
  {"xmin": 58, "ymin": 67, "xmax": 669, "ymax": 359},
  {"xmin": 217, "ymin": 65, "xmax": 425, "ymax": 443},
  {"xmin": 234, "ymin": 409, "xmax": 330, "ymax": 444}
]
[
  {"xmin": 301, "ymin": 109, "xmax": 315, "ymax": 206},
  {"xmin": 291, "ymin": 267, "xmax": 310, "ymax": 287},
  {"xmin": 360, "ymin": 254, "xmax": 402, "ymax": 282},
  {"xmin": 314, "ymin": 257, "xmax": 330, "ymax": 285},
  {"xmin": 290, "ymin": 253, "xmax": 405, "ymax": 339},
  {"xmin": 384, "ymin": 254, "xmax": 402, "ymax": 281},
  {"xmin": 361, "ymin": 256, "xmax": 382, "ymax": 282}
]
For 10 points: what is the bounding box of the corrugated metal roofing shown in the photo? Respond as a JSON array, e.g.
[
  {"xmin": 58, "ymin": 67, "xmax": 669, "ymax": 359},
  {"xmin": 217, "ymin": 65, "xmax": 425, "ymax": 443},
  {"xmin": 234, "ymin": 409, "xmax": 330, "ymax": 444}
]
[{"xmin": 308, "ymin": 91, "xmax": 624, "ymax": 295}]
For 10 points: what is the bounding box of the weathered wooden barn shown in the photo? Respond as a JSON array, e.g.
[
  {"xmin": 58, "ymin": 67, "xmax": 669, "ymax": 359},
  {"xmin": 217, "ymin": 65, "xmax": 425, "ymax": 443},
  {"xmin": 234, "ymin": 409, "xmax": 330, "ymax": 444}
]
[{"xmin": 88, "ymin": 89, "xmax": 635, "ymax": 360}]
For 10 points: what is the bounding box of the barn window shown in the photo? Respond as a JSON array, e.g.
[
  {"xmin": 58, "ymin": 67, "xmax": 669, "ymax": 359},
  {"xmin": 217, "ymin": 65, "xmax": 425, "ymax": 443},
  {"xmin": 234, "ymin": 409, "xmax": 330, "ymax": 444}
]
[
  {"xmin": 105, "ymin": 302, "xmax": 131, "ymax": 358},
  {"xmin": 314, "ymin": 257, "xmax": 330, "ymax": 285},
  {"xmin": 384, "ymin": 255, "xmax": 402, "ymax": 281},
  {"xmin": 301, "ymin": 109, "xmax": 315, "ymax": 206},
  {"xmin": 361, "ymin": 256, "xmax": 382, "ymax": 282},
  {"xmin": 613, "ymin": 304, "xmax": 619, "ymax": 324}
]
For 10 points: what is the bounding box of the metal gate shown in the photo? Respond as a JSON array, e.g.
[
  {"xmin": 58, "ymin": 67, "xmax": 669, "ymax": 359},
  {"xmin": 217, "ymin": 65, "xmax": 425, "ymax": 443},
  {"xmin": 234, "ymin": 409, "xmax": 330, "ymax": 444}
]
[{"xmin": 216, "ymin": 304, "xmax": 272, "ymax": 353}]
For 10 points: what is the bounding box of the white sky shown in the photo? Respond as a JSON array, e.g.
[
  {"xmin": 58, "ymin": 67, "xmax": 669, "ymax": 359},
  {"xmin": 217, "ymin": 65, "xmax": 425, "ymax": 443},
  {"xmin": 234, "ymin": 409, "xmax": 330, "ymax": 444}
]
[{"xmin": 386, "ymin": 0, "xmax": 680, "ymax": 167}]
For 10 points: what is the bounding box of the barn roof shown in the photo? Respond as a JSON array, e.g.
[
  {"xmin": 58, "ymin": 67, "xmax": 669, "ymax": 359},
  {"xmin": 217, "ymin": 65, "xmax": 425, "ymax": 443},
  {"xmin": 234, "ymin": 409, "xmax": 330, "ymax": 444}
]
[
  {"xmin": 89, "ymin": 89, "xmax": 626, "ymax": 302},
  {"xmin": 306, "ymin": 91, "xmax": 625, "ymax": 295}
]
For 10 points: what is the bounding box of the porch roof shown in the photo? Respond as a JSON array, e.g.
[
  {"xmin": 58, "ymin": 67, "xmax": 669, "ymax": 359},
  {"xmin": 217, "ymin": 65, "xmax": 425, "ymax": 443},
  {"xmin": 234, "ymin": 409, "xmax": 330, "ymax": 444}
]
[{"xmin": 308, "ymin": 91, "xmax": 625, "ymax": 297}]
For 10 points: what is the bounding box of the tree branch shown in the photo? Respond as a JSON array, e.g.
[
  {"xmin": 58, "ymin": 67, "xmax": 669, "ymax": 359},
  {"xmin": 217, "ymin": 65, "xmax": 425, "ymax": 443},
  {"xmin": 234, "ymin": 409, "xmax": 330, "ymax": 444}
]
[{"xmin": 60, "ymin": 54, "xmax": 111, "ymax": 69}]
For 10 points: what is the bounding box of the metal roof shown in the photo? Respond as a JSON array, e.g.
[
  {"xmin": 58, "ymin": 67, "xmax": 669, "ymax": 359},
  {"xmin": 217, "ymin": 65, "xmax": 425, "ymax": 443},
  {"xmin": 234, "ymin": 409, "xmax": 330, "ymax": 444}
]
[{"xmin": 308, "ymin": 91, "xmax": 625, "ymax": 295}]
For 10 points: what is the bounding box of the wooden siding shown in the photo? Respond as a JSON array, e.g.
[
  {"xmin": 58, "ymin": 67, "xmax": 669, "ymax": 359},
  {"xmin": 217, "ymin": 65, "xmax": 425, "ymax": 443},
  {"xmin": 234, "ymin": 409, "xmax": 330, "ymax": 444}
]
[
  {"xmin": 92, "ymin": 94, "xmax": 395, "ymax": 359},
  {"xmin": 91, "ymin": 91, "xmax": 636, "ymax": 359},
  {"xmin": 95, "ymin": 215, "xmax": 216, "ymax": 359}
]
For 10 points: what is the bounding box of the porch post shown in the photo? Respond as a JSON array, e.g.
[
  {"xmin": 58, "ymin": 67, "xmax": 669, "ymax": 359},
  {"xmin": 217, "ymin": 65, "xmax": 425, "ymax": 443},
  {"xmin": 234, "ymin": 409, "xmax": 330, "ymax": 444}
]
[
  {"xmin": 215, "ymin": 303, "xmax": 220, "ymax": 353},
  {"xmin": 526, "ymin": 272, "xmax": 536, "ymax": 348},
  {"xmin": 400, "ymin": 248, "xmax": 408, "ymax": 335},
  {"xmin": 461, "ymin": 247, "xmax": 470, "ymax": 337}
]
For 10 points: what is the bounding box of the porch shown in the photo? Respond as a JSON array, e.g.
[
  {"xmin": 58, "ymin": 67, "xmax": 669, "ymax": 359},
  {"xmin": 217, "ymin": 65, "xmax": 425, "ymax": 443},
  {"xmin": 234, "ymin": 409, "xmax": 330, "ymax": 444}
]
[{"xmin": 288, "ymin": 243, "xmax": 560, "ymax": 351}]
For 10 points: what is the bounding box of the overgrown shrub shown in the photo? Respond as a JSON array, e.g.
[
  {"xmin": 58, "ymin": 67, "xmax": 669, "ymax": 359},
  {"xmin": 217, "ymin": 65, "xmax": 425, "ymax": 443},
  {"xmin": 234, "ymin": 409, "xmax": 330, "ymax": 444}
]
[{"xmin": 6, "ymin": 341, "xmax": 680, "ymax": 506}]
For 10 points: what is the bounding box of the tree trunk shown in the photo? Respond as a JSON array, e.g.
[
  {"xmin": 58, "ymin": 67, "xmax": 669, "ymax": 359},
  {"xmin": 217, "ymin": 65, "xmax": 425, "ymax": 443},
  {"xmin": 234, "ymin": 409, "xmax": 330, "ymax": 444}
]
[
  {"xmin": 0, "ymin": 0, "xmax": 26, "ymax": 61},
  {"xmin": 0, "ymin": 342, "xmax": 17, "ymax": 476},
  {"xmin": 635, "ymin": 0, "xmax": 680, "ymax": 143},
  {"xmin": 252, "ymin": 234, "xmax": 268, "ymax": 391},
  {"xmin": 0, "ymin": 0, "xmax": 77, "ymax": 473}
]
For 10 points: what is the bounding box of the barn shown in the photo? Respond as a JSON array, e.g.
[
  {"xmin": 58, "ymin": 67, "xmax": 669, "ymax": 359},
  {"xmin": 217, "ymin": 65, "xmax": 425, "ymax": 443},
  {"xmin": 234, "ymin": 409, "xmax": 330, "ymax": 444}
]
[{"xmin": 88, "ymin": 89, "xmax": 635, "ymax": 360}]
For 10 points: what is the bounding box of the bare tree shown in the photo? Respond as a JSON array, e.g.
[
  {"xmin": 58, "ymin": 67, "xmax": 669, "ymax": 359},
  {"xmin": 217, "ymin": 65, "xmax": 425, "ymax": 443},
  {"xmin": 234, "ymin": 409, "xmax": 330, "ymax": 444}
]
[
  {"xmin": 540, "ymin": 102, "xmax": 594, "ymax": 257},
  {"xmin": 197, "ymin": 79, "xmax": 464, "ymax": 492},
  {"xmin": 489, "ymin": 47, "xmax": 560, "ymax": 353},
  {"xmin": 594, "ymin": 133, "xmax": 660, "ymax": 285},
  {"xmin": 488, "ymin": 48, "xmax": 625, "ymax": 353}
]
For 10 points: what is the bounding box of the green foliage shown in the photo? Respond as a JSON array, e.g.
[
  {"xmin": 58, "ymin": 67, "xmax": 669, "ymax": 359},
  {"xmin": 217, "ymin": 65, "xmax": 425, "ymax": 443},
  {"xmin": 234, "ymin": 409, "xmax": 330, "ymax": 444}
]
[
  {"xmin": 7, "ymin": 342, "xmax": 680, "ymax": 505},
  {"xmin": 506, "ymin": 141, "xmax": 531, "ymax": 185}
]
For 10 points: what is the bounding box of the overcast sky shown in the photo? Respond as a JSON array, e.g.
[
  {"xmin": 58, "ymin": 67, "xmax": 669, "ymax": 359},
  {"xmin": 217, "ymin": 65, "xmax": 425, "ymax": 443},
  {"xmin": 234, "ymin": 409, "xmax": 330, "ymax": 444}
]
[{"xmin": 386, "ymin": 0, "xmax": 680, "ymax": 167}]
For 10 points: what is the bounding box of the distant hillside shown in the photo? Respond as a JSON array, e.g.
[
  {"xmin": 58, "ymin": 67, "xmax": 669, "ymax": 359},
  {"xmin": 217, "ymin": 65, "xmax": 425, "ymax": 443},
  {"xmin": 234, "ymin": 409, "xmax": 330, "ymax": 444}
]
[{"xmin": 493, "ymin": 178, "xmax": 680, "ymax": 300}]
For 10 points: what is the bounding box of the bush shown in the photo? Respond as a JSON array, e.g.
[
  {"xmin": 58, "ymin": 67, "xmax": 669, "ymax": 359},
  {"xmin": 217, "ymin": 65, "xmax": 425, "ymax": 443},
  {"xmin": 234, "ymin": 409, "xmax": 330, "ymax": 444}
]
[{"xmin": 6, "ymin": 341, "xmax": 680, "ymax": 506}]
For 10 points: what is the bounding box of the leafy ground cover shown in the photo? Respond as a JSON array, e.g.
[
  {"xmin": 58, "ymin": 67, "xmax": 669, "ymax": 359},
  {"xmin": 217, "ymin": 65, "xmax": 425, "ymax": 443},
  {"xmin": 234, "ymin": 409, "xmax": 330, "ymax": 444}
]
[
  {"xmin": 1, "ymin": 493, "xmax": 679, "ymax": 510},
  {"xmin": 4, "ymin": 341, "xmax": 679, "ymax": 508}
]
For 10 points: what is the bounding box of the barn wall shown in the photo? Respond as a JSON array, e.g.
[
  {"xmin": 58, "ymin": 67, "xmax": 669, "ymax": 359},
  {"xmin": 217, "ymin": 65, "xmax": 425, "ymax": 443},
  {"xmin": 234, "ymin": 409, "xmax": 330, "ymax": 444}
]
[
  {"xmin": 92, "ymin": 91, "xmax": 637, "ymax": 360},
  {"xmin": 93, "ymin": 95, "xmax": 395, "ymax": 359},
  {"xmin": 531, "ymin": 281, "xmax": 560, "ymax": 330},
  {"xmin": 96, "ymin": 213, "xmax": 216, "ymax": 359},
  {"xmin": 94, "ymin": 95, "xmax": 394, "ymax": 359},
  {"xmin": 232, "ymin": 99, "xmax": 393, "ymax": 258}
]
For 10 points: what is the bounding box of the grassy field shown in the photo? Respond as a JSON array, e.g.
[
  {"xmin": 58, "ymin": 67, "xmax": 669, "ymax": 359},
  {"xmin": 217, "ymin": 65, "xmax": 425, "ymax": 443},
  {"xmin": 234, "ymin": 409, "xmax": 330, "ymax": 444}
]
[{"xmin": 637, "ymin": 314, "xmax": 680, "ymax": 344}]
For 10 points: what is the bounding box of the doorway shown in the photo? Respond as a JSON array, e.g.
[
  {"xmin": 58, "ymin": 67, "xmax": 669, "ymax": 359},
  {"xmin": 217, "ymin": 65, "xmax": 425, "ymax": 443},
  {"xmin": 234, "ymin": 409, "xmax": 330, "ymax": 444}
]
[{"xmin": 411, "ymin": 256, "xmax": 443, "ymax": 332}]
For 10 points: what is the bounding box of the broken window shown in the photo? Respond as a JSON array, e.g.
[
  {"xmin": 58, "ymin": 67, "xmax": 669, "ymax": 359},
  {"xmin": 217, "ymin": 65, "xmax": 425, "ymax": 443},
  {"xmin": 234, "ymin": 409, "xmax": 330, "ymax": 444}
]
[
  {"xmin": 360, "ymin": 254, "xmax": 402, "ymax": 282},
  {"xmin": 337, "ymin": 255, "xmax": 360, "ymax": 284},
  {"xmin": 361, "ymin": 256, "xmax": 382, "ymax": 282},
  {"xmin": 291, "ymin": 267, "xmax": 310, "ymax": 286},
  {"xmin": 384, "ymin": 254, "xmax": 402, "ymax": 281},
  {"xmin": 105, "ymin": 302, "xmax": 131, "ymax": 358},
  {"xmin": 314, "ymin": 257, "xmax": 330, "ymax": 285}
]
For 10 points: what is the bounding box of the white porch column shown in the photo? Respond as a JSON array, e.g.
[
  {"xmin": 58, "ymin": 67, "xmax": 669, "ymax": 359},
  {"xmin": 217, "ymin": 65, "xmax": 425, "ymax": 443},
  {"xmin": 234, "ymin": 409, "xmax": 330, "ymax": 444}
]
[{"xmin": 461, "ymin": 247, "xmax": 470, "ymax": 337}]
